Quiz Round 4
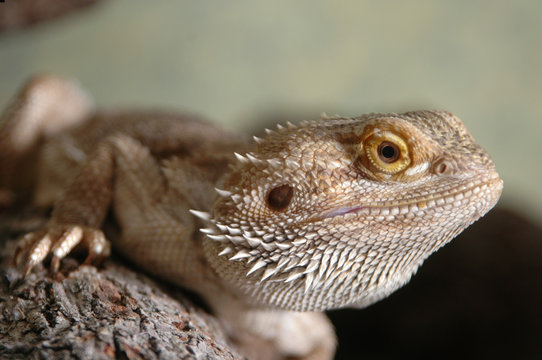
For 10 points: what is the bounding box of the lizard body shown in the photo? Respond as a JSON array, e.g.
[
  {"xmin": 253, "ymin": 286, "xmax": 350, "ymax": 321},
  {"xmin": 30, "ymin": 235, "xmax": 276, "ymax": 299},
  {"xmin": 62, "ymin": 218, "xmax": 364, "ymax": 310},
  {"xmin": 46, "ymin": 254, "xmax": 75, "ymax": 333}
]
[{"xmin": 0, "ymin": 75, "xmax": 503, "ymax": 359}]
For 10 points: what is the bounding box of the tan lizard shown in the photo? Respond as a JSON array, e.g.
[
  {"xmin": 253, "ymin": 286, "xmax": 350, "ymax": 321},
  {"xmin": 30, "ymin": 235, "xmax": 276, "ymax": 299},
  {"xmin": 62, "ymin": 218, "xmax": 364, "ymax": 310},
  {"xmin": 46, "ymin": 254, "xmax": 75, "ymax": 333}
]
[{"xmin": 0, "ymin": 75, "xmax": 503, "ymax": 359}]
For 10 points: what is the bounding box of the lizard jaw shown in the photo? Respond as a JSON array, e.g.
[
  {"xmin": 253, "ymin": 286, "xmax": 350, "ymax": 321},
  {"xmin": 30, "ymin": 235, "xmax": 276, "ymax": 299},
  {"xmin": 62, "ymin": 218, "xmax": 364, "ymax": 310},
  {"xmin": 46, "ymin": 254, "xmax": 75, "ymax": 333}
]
[{"xmin": 320, "ymin": 176, "xmax": 503, "ymax": 220}]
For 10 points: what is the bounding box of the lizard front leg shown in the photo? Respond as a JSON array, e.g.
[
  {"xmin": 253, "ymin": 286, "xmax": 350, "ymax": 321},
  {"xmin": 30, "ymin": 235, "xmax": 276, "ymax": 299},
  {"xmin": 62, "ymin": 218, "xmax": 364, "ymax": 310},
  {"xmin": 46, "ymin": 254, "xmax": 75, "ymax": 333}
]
[{"xmin": 14, "ymin": 134, "xmax": 166, "ymax": 277}]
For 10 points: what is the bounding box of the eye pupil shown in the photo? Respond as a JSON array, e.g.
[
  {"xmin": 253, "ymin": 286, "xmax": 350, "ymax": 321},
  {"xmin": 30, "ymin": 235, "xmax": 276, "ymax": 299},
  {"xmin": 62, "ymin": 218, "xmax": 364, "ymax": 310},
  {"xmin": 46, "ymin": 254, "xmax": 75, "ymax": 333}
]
[
  {"xmin": 267, "ymin": 184, "xmax": 293, "ymax": 211},
  {"xmin": 381, "ymin": 145, "xmax": 395, "ymax": 158},
  {"xmin": 378, "ymin": 142, "xmax": 400, "ymax": 163}
]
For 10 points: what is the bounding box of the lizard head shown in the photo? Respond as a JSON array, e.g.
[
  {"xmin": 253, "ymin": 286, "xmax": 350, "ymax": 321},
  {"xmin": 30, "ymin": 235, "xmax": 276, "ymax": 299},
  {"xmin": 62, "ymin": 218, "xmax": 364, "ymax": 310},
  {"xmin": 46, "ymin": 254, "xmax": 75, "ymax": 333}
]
[{"xmin": 200, "ymin": 110, "xmax": 503, "ymax": 311}]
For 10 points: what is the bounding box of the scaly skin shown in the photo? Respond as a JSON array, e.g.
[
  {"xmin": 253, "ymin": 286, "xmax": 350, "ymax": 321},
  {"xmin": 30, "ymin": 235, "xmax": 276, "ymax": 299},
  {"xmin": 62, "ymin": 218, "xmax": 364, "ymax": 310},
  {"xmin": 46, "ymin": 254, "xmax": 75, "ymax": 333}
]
[{"xmin": 0, "ymin": 75, "xmax": 503, "ymax": 360}]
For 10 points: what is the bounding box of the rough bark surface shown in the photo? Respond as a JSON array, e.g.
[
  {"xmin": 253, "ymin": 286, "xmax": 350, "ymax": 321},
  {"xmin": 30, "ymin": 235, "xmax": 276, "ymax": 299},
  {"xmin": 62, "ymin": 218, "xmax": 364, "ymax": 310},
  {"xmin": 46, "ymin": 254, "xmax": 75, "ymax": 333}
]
[{"xmin": 0, "ymin": 212, "xmax": 243, "ymax": 360}]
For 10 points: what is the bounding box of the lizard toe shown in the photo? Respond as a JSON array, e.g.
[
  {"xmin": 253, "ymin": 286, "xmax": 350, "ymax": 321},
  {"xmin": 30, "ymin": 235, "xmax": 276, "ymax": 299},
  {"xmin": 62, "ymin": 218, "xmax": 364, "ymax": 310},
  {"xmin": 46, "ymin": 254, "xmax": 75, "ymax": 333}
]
[
  {"xmin": 49, "ymin": 225, "xmax": 84, "ymax": 272},
  {"xmin": 20, "ymin": 230, "xmax": 53, "ymax": 277},
  {"xmin": 13, "ymin": 229, "xmax": 46, "ymax": 269},
  {"xmin": 83, "ymin": 228, "xmax": 111, "ymax": 265}
]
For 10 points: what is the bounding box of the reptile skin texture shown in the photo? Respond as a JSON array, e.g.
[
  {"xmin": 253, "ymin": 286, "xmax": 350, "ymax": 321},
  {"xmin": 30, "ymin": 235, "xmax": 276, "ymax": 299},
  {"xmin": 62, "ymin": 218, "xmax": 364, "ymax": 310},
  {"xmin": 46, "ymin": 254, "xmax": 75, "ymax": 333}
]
[{"xmin": 0, "ymin": 75, "xmax": 503, "ymax": 360}]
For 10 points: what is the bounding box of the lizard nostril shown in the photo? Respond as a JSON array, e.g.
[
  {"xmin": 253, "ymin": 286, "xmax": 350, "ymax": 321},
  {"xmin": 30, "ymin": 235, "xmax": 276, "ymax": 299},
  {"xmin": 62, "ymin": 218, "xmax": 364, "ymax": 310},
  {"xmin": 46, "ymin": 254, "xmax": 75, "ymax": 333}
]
[
  {"xmin": 267, "ymin": 185, "xmax": 294, "ymax": 211},
  {"xmin": 433, "ymin": 159, "xmax": 454, "ymax": 175}
]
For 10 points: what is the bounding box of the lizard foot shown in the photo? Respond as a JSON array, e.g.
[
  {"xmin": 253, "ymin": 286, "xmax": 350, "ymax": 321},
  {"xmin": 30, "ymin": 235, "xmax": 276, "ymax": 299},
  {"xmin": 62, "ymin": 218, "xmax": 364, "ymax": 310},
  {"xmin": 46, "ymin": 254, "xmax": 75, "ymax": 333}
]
[{"xmin": 13, "ymin": 224, "xmax": 111, "ymax": 277}]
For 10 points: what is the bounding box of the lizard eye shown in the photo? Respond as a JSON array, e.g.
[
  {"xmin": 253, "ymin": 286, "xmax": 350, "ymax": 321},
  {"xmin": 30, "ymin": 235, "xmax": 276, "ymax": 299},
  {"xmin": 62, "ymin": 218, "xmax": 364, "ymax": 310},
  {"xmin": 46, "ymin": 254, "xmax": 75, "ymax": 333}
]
[
  {"xmin": 267, "ymin": 184, "xmax": 294, "ymax": 211},
  {"xmin": 363, "ymin": 131, "xmax": 410, "ymax": 174}
]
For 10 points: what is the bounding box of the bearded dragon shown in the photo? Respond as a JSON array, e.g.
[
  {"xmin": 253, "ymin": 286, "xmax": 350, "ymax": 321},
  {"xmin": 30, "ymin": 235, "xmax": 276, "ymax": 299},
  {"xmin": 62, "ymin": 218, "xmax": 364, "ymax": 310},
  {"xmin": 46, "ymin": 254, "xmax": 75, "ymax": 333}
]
[{"xmin": 0, "ymin": 75, "xmax": 503, "ymax": 359}]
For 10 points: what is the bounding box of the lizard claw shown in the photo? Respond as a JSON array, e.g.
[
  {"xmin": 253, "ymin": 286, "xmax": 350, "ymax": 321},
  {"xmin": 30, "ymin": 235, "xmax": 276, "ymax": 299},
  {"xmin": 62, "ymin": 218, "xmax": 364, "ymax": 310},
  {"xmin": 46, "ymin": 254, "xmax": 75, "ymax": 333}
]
[
  {"xmin": 82, "ymin": 228, "xmax": 111, "ymax": 266},
  {"xmin": 14, "ymin": 224, "xmax": 111, "ymax": 278},
  {"xmin": 48, "ymin": 226, "xmax": 84, "ymax": 273},
  {"xmin": 13, "ymin": 230, "xmax": 45, "ymax": 268},
  {"xmin": 19, "ymin": 230, "xmax": 52, "ymax": 278}
]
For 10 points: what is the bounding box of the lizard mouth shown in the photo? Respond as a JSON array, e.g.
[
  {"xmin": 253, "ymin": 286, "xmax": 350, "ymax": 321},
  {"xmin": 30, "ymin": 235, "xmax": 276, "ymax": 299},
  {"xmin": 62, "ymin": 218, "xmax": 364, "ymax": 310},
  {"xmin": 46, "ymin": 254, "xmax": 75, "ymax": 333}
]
[{"xmin": 321, "ymin": 176, "xmax": 503, "ymax": 220}]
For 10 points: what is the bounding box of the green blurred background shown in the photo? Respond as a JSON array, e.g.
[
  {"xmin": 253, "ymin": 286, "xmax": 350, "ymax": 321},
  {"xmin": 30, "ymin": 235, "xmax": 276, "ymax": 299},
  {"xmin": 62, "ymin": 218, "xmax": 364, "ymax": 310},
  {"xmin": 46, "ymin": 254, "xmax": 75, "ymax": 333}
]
[{"xmin": 1, "ymin": 0, "xmax": 541, "ymax": 224}]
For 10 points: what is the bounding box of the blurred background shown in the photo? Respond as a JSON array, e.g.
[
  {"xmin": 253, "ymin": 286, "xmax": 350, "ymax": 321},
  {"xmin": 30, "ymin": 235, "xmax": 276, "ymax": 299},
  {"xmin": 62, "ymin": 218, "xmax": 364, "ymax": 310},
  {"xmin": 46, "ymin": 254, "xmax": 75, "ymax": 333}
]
[{"xmin": 0, "ymin": 1, "xmax": 541, "ymax": 359}]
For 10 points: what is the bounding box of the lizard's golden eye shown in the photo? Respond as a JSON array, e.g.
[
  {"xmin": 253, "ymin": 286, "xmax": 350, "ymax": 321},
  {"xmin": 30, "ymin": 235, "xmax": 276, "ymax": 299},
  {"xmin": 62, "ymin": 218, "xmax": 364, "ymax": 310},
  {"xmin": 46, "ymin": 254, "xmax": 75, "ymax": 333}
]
[
  {"xmin": 267, "ymin": 184, "xmax": 294, "ymax": 211},
  {"xmin": 363, "ymin": 131, "xmax": 410, "ymax": 174}
]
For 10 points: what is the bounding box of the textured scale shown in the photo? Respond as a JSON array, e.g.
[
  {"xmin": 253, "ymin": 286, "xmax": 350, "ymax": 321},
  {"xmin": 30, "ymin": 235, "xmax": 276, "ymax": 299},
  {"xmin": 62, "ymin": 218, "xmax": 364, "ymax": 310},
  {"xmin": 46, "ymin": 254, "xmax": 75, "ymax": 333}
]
[{"xmin": 0, "ymin": 75, "xmax": 503, "ymax": 360}]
